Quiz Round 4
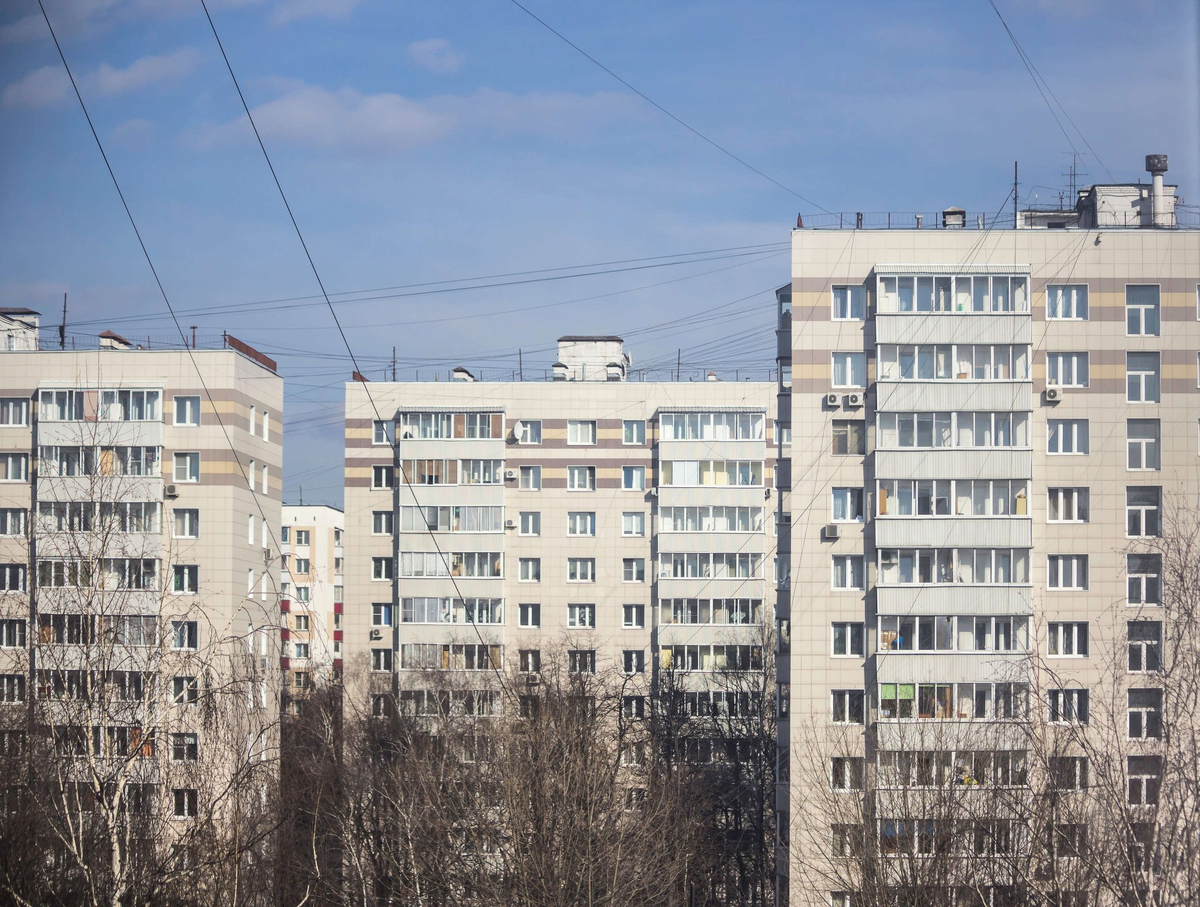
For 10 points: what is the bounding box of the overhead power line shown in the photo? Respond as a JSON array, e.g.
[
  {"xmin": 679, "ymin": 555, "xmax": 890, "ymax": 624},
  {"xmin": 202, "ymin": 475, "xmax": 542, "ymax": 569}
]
[{"xmin": 505, "ymin": 0, "xmax": 832, "ymax": 214}]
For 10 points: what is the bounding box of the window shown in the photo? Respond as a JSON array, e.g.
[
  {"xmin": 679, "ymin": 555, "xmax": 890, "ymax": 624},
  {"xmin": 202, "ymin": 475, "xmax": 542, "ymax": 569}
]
[
  {"xmin": 371, "ymin": 603, "xmax": 393, "ymax": 627},
  {"xmin": 1127, "ymin": 352, "xmax": 1160, "ymax": 403},
  {"xmin": 622, "ymin": 465, "xmax": 645, "ymax": 491},
  {"xmin": 294, "ymin": 586, "xmax": 311, "ymax": 603},
  {"xmin": 623, "ymin": 420, "xmax": 645, "ymax": 445},
  {"xmin": 568, "ymin": 511, "xmax": 596, "ymax": 536},
  {"xmin": 372, "ymin": 557, "xmax": 393, "ymax": 581},
  {"xmin": 248, "ymin": 405, "xmax": 256, "ymax": 436},
  {"xmin": 622, "ymin": 650, "xmax": 645, "ymax": 674},
  {"xmin": 171, "ymin": 733, "xmax": 198, "ymax": 762},
  {"xmin": 291, "ymin": 643, "xmax": 309, "ymax": 658},
  {"xmin": 1047, "ymin": 284, "xmax": 1088, "ymax": 320},
  {"xmin": 261, "ymin": 411, "xmax": 269, "ymax": 441},
  {"xmin": 1128, "ymin": 554, "xmax": 1161, "ymax": 606},
  {"xmin": 832, "ymin": 488, "xmax": 864, "ymax": 522},
  {"xmin": 173, "ymin": 396, "xmax": 200, "ymax": 426},
  {"xmin": 0, "ymin": 619, "xmax": 26, "ymax": 647},
  {"xmin": 877, "ymin": 547, "xmax": 1030, "ymax": 585},
  {"xmin": 0, "ymin": 398, "xmax": 28, "ymax": 426},
  {"xmin": 1048, "ymin": 688, "xmax": 1089, "ymax": 724},
  {"xmin": 372, "ymin": 465, "xmax": 394, "ymax": 489},
  {"xmin": 832, "ymin": 690, "xmax": 865, "ymax": 724},
  {"xmin": 832, "ymin": 421, "xmax": 865, "ymax": 455},
  {"xmin": 567, "ymin": 558, "xmax": 595, "ymax": 582},
  {"xmin": 39, "ymin": 390, "xmax": 83, "ymax": 421},
  {"xmin": 831, "ymin": 757, "xmax": 864, "ymax": 790},
  {"xmin": 832, "ymin": 353, "xmax": 866, "ymax": 388},
  {"xmin": 171, "ymin": 620, "xmax": 198, "ymax": 651},
  {"xmin": 261, "ymin": 465, "xmax": 268, "ymax": 494},
  {"xmin": 372, "ymin": 420, "xmax": 394, "ymax": 445},
  {"xmin": 1047, "ymin": 352, "xmax": 1089, "ymax": 387},
  {"xmin": 98, "ymin": 389, "xmax": 160, "ymax": 422},
  {"xmin": 622, "ymin": 696, "xmax": 645, "ymax": 719},
  {"xmin": 568, "ymin": 603, "xmax": 596, "ymax": 628},
  {"xmin": 1127, "ymin": 420, "xmax": 1160, "ymax": 470},
  {"xmin": 568, "ymin": 420, "xmax": 597, "ymax": 445},
  {"xmin": 0, "ymin": 509, "xmax": 25, "ymax": 537},
  {"xmin": 173, "ymin": 676, "xmax": 199, "ymax": 705},
  {"xmin": 517, "ymin": 512, "xmax": 540, "ymax": 536},
  {"xmin": 515, "ymin": 420, "xmax": 541, "ymax": 444},
  {"xmin": 832, "ymin": 556, "xmax": 864, "ymax": 591},
  {"xmin": 622, "ymin": 604, "xmax": 644, "ymax": 629},
  {"xmin": 1128, "ymin": 689, "xmax": 1162, "ymax": 738},
  {"xmin": 622, "ymin": 558, "xmax": 645, "ymax": 583},
  {"xmin": 0, "ymin": 454, "xmax": 27, "ymax": 483},
  {"xmin": 172, "ymin": 565, "xmax": 198, "ymax": 594},
  {"xmin": 519, "ymin": 602, "xmax": 540, "ymax": 628},
  {"xmin": 832, "ymin": 622, "xmax": 864, "ymax": 657},
  {"xmin": 1048, "ymin": 555, "xmax": 1088, "ymax": 590},
  {"xmin": 1128, "ymin": 621, "xmax": 1161, "ymax": 672},
  {"xmin": 0, "ymin": 675, "xmax": 25, "ymax": 703},
  {"xmin": 172, "ymin": 452, "xmax": 200, "ymax": 484},
  {"xmin": 567, "ymin": 466, "xmax": 595, "ymax": 491},
  {"xmin": 1127, "ymin": 487, "xmax": 1161, "ymax": 537},
  {"xmin": 1048, "ymin": 420, "xmax": 1089, "ymax": 455},
  {"xmin": 173, "ymin": 789, "xmax": 198, "ymax": 819},
  {"xmin": 519, "ymin": 465, "xmax": 541, "ymax": 490},
  {"xmin": 372, "ymin": 511, "xmax": 393, "ymax": 535},
  {"xmin": 459, "ymin": 459, "xmax": 503, "ymax": 485},
  {"xmin": 832, "ymin": 285, "xmax": 865, "ymax": 320},
  {"xmin": 622, "ymin": 512, "xmax": 645, "ymax": 536},
  {"xmin": 1048, "ymin": 622, "xmax": 1088, "ymax": 657},
  {"xmin": 519, "ymin": 558, "xmax": 541, "ymax": 582},
  {"xmin": 1047, "ymin": 488, "xmax": 1088, "ymax": 522},
  {"xmin": 660, "ymin": 412, "xmax": 764, "ymax": 440},
  {"xmin": 1128, "ymin": 755, "xmax": 1162, "ymax": 806},
  {"xmin": 568, "ymin": 650, "xmax": 596, "ymax": 674},
  {"xmin": 0, "ymin": 565, "xmax": 25, "ymax": 592},
  {"xmin": 371, "ymin": 649, "xmax": 393, "ymax": 672},
  {"xmin": 1050, "ymin": 756, "xmax": 1088, "ymax": 791},
  {"xmin": 1126, "ymin": 285, "xmax": 1160, "ymax": 336}
]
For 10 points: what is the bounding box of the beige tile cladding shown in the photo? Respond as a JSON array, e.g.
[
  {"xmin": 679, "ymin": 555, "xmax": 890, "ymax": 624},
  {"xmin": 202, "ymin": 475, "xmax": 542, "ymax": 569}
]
[
  {"xmin": 342, "ymin": 379, "xmax": 778, "ymax": 700},
  {"xmin": 780, "ymin": 225, "xmax": 1200, "ymax": 906}
]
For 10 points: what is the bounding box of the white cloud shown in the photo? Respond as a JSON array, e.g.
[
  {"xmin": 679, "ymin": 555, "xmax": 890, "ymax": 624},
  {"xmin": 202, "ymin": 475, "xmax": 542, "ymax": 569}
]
[
  {"xmin": 2, "ymin": 65, "xmax": 70, "ymax": 109},
  {"xmin": 271, "ymin": 0, "xmax": 358, "ymax": 26},
  {"xmin": 2, "ymin": 47, "xmax": 201, "ymax": 110},
  {"xmin": 110, "ymin": 117, "xmax": 155, "ymax": 145},
  {"xmin": 93, "ymin": 47, "xmax": 201, "ymax": 96},
  {"xmin": 197, "ymin": 82, "xmax": 640, "ymax": 153},
  {"xmin": 407, "ymin": 38, "xmax": 464, "ymax": 75}
]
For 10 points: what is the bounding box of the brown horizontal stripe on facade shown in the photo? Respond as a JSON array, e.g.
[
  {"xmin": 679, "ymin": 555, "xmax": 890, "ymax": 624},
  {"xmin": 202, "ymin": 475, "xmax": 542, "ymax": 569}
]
[
  {"xmin": 793, "ymin": 349, "xmax": 836, "ymax": 365},
  {"xmin": 345, "ymin": 457, "xmax": 392, "ymax": 468},
  {"xmin": 345, "ymin": 418, "xmax": 373, "ymax": 430},
  {"xmin": 1162, "ymin": 379, "xmax": 1199, "ymax": 394},
  {"xmin": 1162, "ymin": 350, "xmax": 1197, "ymax": 366}
]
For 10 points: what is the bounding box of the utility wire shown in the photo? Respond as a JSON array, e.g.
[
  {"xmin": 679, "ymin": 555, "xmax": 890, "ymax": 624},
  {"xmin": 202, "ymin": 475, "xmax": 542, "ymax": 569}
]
[
  {"xmin": 505, "ymin": 0, "xmax": 832, "ymax": 214},
  {"xmin": 986, "ymin": 0, "xmax": 1114, "ymax": 182}
]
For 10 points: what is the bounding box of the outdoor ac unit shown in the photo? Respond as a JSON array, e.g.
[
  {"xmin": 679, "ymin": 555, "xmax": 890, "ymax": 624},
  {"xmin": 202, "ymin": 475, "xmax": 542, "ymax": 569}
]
[
  {"xmin": 164, "ymin": 484, "xmax": 178, "ymax": 498},
  {"xmin": 844, "ymin": 392, "xmax": 864, "ymax": 408},
  {"xmin": 1044, "ymin": 386, "xmax": 1063, "ymax": 402},
  {"xmin": 648, "ymin": 487, "xmax": 658, "ymax": 497},
  {"xmin": 823, "ymin": 523, "xmax": 839, "ymax": 540},
  {"xmin": 505, "ymin": 519, "xmax": 516, "ymax": 529},
  {"xmin": 369, "ymin": 629, "xmax": 382, "ymax": 641},
  {"xmin": 263, "ymin": 548, "xmax": 273, "ymax": 566},
  {"xmin": 825, "ymin": 393, "xmax": 841, "ymax": 408},
  {"xmin": 525, "ymin": 673, "xmax": 540, "ymax": 686},
  {"xmin": 504, "ymin": 469, "xmax": 518, "ymax": 479}
]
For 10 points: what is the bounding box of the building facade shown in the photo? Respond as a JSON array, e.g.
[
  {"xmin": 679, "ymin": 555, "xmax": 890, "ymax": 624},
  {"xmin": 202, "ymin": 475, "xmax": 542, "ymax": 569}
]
[
  {"xmin": 280, "ymin": 503, "xmax": 344, "ymax": 698},
  {"xmin": 776, "ymin": 158, "xmax": 1199, "ymax": 905},
  {"xmin": 342, "ymin": 337, "xmax": 779, "ymax": 717},
  {"xmin": 0, "ymin": 329, "xmax": 283, "ymax": 860}
]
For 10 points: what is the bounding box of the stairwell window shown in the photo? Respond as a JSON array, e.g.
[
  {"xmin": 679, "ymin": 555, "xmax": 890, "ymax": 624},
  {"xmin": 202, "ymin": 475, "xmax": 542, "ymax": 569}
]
[
  {"xmin": 1128, "ymin": 689, "xmax": 1162, "ymax": 738},
  {"xmin": 1126, "ymin": 487, "xmax": 1161, "ymax": 537},
  {"xmin": 1127, "ymin": 621, "xmax": 1162, "ymax": 673},
  {"xmin": 1126, "ymin": 285, "xmax": 1160, "ymax": 336},
  {"xmin": 1127, "ymin": 554, "xmax": 1161, "ymax": 606},
  {"xmin": 1127, "ymin": 420, "xmax": 1160, "ymax": 470},
  {"xmin": 1127, "ymin": 352, "xmax": 1160, "ymax": 403}
]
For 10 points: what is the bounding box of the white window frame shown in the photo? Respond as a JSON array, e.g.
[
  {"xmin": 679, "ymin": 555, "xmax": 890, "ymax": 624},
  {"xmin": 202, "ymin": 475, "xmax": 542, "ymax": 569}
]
[
  {"xmin": 515, "ymin": 420, "xmax": 542, "ymax": 445},
  {"xmin": 567, "ymin": 511, "xmax": 596, "ymax": 537},
  {"xmin": 173, "ymin": 396, "xmax": 201, "ymax": 426},
  {"xmin": 1047, "ymin": 284, "xmax": 1088, "ymax": 320},
  {"xmin": 567, "ymin": 420, "xmax": 597, "ymax": 446},
  {"xmin": 1046, "ymin": 352, "xmax": 1089, "ymax": 388},
  {"xmin": 567, "ymin": 466, "xmax": 595, "ymax": 491},
  {"xmin": 1127, "ymin": 553, "xmax": 1161, "ymax": 607},
  {"xmin": 372, "ymin": 511, "xmax": 394, "ymax": 535},
  {"xmin": 832, "ymin": 487, "xmax": 864, "ymax": 522},
  {"xmin": 519, "ymin": 511, "xmax": 540, "ymax": 536},
  {"xmin": 622, "ymin": 604, "xmax": 645, "ymax": 629},
  {"xmin": 372, "ymin": 420, "xmax": 394, "ymax": 445},
  {"xmin": 518, "ymin": 603, "xmax": 540, "ymax": 628},
  {"xmin": 519, "ymin": 465, "xmax": 541, "ymax": 491},
  {"xmin": 831, "ymin": 556, "xmax": 865, "ymax": 591},
  {"xmin": 567, "ymin": 558, "xmax": 596, "ymax": 583},
  {"xmin": 1047, "ymin": 555, "xmax": 1088, "ymax": 590},
  {"xmin": 622, "ymin": 420, "xmax": 645, "ymax": 445},
  {"xmin": 622, "ymin": 558, "xmax": 645, "ymax": 583},
  {"xmin": 372, "ymin": 465, "xmax": 394, "ymax": 489},
  {"xmin": 622, "ymin": 511, "xmax": 645, "ymax": 537},
  {"xmin": 622, "ymin": 465, "xmax": 645, "ymax": 491},
  {"xmin": 832, "ymin": 285, "xmax": 866, "ymax": 321},
  {"xmin": 1126, "ymin": 285, "xmax": 1160, "ymax": 337},
  {"xmin": 831, "ymin": 690, "xmax": 865, "ymax": 725},
  {"xmin": 1047, "ymin": 488, "xmax": 1089, "ymax": 523},
  {"xmin": 1126, "ymin": 486, "xmax": 1161, "ymax": 538},
  {"xmin": 567, "ymin": 603, "xmax": 596, "ymax": 629},
  {"xmin": 831, "ymin": 352, "xmax": 867, "ymax": 388},
  {"xmin": 831, "ymin": 622, "xmax": 865, "ymax": 657},
  {"xmin": 1127, "ymin": 419, "xmax": 1160, "ymax": 471},
  {"xmin": 1127, "ymin": 352, "xmax": 1160, "ymax": 403},
  {"xmin": 518, "ymin": 558, "xmax": 540, "ymax": 583},
  {"xmin": 1047, "ymin": 420, "xmax": 1089, "ymax": 455},
  {"xmin": 1047, "ymin": 621, "xmax": 1089, "ymax": 657}
]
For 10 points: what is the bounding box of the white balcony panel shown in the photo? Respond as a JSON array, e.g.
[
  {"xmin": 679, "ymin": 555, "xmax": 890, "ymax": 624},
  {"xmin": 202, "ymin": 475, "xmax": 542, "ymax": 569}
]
[
  {"xmin": 656, "ymin": 487, "xmax": 769, "ymax": 509},
  {"xmin": 658, "ymin": 624, "xmax": 766, "ymax": 646},
  {"xmin": 875, "ymin": 313, "xmax": 1032, "ymax": 346},
  {"xmin": 397, "ymin": 439, "xmax": 505, "ymax": 459},
  {"xmin": 39, "ymin": 421, "xmax": 164, "ymax": 448},
  {"xmin": 658, "ymin": 440, "xmax": 766, "ymax": 461},
  {"xmin": 876, "ymin": 381, "xmax": 1031, "ymax": 413},
  {"xmin": 873, "ymin": 720, "xmax": 1028, "ymax": 751},
  {"xmin": 875, "ymin": 652, "xmax": 1032, "ymax": 685},
  {"xmin": 875, "ymin": 517, "xmax": 1032, "ymax": 549},
  {"xmin": 394, "ymin": 624, "xmax": 505, "ymax": 646},
  {"xmin": 656, "ymin": 531, "xmax": 765, "ymax": 554},
  {"xmin": 395, "ymin": 484, "xmax": 505, "ymax": 508},
  {"xmin": 655, "ymin": 578, "xmax": 766, "ymax": 599},
  {"xmin": 875, "ymin": 449, "xmax": 1032, "ymax": 481},
  {"xmin": 876, "ymin": 585, "xmax": 1032, "ymax": 616}
]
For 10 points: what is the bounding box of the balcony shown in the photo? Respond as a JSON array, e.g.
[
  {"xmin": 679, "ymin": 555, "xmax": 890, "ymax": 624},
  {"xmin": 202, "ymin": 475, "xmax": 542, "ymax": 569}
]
[{"xmin": 876, "ymin": 516, "xmax": 1031, "ymax": 549}]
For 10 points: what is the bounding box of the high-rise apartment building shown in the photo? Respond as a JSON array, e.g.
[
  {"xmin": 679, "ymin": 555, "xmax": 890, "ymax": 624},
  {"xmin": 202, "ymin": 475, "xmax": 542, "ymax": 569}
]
[
  {"xmin": 342, "ymin": 337, "xmax": 778, "ymax": 714},
  {"xmin": 0, "ymin": 325, "xmax": 282, "ymax": 852},
  {"xmin": 776, "ymin": 156, "xmax": 1198, "ymax": 905},
  {"xmin": 280, "ymin": 503, "xmax": 344, "ymax": 699}
]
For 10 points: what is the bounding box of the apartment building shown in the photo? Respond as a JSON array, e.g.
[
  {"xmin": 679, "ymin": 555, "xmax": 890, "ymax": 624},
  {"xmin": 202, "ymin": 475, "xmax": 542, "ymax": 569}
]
[
  {"xmin": 280, "ymin": 503, "xmax": 344, "ymax": 698},
  {"xmin": 0, "ymin": 324, "xmax": 282, "ymax": 841},
  {"xmin": 342, "ymin": 337, "xmax": 778, "ymax": 716},
  {"xmin": 776, "ymin": 156, "xmax": 1199, "ymax": 906}
]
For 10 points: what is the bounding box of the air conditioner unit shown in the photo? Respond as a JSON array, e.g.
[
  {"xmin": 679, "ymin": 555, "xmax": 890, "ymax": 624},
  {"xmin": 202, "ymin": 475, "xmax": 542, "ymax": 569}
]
[
  {"xmin": 825, "ymin": 392, "xmax": 841, "ymax": 408},
  {"xmin": 823, "ymin": 523, "xmax": 839, "ymax": 540},
  {"xmin": 525, "ymin": 673, "xmax": 540, "ymax": 686},
  {"xmin": 844, "ymin": 392, "xmax": 863, "ymax": 408},
  {"xmin": 1044, "ymin": 386, "xmax": 1063, "ymax": 402},
  {"xmin": 164, "ymin": 484, "xmax": 178, "ymax": 498},
  {"xmin": 505, "ymin": 519, "xmax": 516, "ymax": 529},
  {"xmin": 648, "ymin": 487, "xmax": 658, "ymax": 497},
  {"xmin": 369, "ymin": 629, "xmax": 382, "ymax": 641},
  {"xmin": 263, "ymin": 548, "xmax": 273, "ymax": 566},
  {"xmin": 504, "ymin": 469, "xmax": 518, "ymax": 479}
]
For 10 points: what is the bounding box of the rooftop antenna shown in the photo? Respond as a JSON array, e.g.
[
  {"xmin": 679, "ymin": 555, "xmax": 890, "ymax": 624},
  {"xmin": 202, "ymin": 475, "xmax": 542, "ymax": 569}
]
[
  {"xmin": 1013, "ymin": 161, "xmax": 1018, "ymax": 228},
  {"xmin": 59, "ymin": 292, "xmax": 66, "ymax": 349},
  {"xmin": 391, "ymin": 346, "xmax": 396, "ymax": 381},
  {"xmin": 519, "ymin": 348, "xmax": 523, "ymax": 382},
  {"xmin": 299, "ymin": 484, "xmax": 303, "ymax": 505}
]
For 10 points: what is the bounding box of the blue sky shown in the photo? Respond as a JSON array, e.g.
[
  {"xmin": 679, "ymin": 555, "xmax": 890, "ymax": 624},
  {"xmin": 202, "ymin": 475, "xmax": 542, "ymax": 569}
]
[{"xmin": 1, "ymin": 0, "xmax": 1197, "ymax": 505}]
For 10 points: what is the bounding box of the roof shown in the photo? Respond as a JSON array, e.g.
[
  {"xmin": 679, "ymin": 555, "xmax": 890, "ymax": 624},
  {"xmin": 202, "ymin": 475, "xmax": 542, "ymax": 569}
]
[
  {"xmin": 558, "ymin": 335, "xmax": 623, "ymax": 343},
  {"xmin": 0, "ymin": 307, "xmax": 39, "ymax": 316},
  {"xmin": 99, "ymin": 329, "xmax": 132, "ymax": 345}
]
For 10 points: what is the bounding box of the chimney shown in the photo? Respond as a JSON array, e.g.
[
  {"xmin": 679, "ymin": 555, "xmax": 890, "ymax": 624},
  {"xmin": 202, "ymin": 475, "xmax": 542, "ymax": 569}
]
[
  {"xmin": 942, "ymin": 207, "xmax": 966, "ymax": 229},
  {"xmin": 1146, "ymin": 154, "xmax": 1168, "ymax": 228}
]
